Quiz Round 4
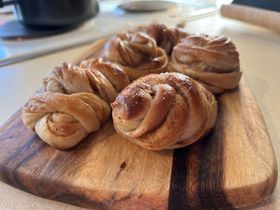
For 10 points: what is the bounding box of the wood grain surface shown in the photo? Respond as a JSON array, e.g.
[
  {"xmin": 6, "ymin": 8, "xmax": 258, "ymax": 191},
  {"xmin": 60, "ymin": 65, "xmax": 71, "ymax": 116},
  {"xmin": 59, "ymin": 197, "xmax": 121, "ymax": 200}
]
[{"xmin": 0, "ymin": 40, "xmax": 277, "ymax": 209}]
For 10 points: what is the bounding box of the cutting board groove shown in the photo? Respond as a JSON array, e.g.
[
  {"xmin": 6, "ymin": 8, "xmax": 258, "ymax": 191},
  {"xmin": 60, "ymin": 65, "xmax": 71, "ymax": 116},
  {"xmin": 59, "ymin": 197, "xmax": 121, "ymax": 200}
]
[{"xmin": 0, "ymin": 40, "xmax": 277, "ymax": 210}]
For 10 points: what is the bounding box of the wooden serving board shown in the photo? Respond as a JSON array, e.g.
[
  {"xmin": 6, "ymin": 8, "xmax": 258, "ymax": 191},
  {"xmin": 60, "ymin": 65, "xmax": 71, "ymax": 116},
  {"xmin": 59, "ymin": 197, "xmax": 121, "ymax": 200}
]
[{"xmin": 0, "ymin": 40, "xmax": 277, "ymax": 210}]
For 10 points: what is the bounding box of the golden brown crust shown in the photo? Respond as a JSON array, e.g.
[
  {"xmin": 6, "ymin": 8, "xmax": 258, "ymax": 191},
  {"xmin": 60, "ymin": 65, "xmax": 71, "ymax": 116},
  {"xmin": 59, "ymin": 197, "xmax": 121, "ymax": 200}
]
[
  {"xmin": 111, "ymin": 72, "xmax": 217, "ymax": 150},
  {"xmin": 80, "ymin": 58, "xmax": 130, "ymax": 103},
  {"xmin": 137, "ymin": 23, "xmax": 189, "ymax": 55},
  {"xmin": 23, "ymin": 59, "xmax": 129, "ymax": 149},
  {"xmin": 81, "ymin": 58, "xmax": 129, "ymax": 93},
  {"xmin": 43, "ymin": 62, "xmax": 93, "ymax": 94},
  {"xmin": 44, "ymin": 59, "xmax": 130, "ymax": 103},
  {"xmin": 102, "ymin": 32, "xmax": 168, "ymax": 80},
  {"xmin": 169, "ymin": 34, "xmax": 242, "ymax": 94},
  {"xmin": 22, "ymin": 59, "xmax": 129, "ymax": 149},
  {"xmin": 22, "ymin": 92, "xmax": 110, "ymax": 150}
]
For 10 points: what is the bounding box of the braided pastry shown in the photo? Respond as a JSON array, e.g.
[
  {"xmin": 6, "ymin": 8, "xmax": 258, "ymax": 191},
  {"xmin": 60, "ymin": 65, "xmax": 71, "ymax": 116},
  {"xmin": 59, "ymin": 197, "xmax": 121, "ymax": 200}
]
[
  {"xmin": 80, "ymin": 58, "xmax": 130, "ymax": 103},
  {"xmin": 43, "ymin": 59, "xmax": 130, "ymax": 103},
  {"xmin": 169, "ymin": 34, "xmax": 242, "ymax": 94},
  {"xmin": 43, "ymin": 62, "xmax": 93, "ymax": 94},
  {"xmin": 23, "ymin": 59, "xmax": 128, "ymax": 149},
  {"xmin": 102, "ymin": 32, "xmax": 168, "ymax": 80},
  {"xmin": 137, "ymin": 23, "xmax": 189, "ymax": 55},
  {"xmin": 111, "ymin": 72, "xmax": 217, "ymax": 150},
  {"xmin": 22, "ymin": 92, "xmax": 110, "ymax": 150}
]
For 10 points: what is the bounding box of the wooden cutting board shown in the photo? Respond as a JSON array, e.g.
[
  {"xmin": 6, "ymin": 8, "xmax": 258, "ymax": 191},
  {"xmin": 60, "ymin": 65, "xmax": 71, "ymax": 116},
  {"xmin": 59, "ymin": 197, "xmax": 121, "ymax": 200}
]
[{"xmin": 0, "ymin": 40, "xmax": 277, "ymax": 210}]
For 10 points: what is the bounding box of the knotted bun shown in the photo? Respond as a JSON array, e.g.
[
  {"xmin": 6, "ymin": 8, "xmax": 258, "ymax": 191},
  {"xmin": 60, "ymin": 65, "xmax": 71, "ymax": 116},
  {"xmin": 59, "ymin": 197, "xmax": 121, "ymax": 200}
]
[
  {"xmin": 22, "ymin": 92, "xmax": 110, "ymax": 149},
  {"xmin": 102, "ymin": 32, "xmax": 168, "ymax": 80},
  {"xmin": 112, "ymin": 72, "xmax": 217, "ymax": 150},
  {"xmin": 169, "ymin": 35, "xmax": 242, "ymax": 94}
]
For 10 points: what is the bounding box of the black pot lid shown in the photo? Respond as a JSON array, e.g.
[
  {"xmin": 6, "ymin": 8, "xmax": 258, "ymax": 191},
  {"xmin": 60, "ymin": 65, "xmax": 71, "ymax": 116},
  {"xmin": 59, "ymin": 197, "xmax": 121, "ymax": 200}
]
[{"xmin": 0, "ymin": 20, "xmax": 76, "ymax": 39}]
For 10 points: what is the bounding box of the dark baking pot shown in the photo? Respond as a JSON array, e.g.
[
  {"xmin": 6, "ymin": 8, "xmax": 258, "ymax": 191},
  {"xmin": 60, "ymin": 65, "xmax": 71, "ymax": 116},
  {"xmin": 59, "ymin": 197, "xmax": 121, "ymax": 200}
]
[{"xmin": 0, "ymin": 0, "xmax": 99, "ymax": 28}]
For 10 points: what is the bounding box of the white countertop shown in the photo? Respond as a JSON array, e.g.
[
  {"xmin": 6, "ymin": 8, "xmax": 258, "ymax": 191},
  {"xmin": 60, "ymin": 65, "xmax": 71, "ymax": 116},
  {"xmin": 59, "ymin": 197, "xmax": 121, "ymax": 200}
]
[{"xmin": 1, "ymin": 12, "xmax": 280, "ymax": 210}]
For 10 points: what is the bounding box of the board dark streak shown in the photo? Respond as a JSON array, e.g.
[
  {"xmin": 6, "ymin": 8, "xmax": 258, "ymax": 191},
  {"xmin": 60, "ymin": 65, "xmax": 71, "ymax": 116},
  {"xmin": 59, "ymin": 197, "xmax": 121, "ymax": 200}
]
[
  {"xmin": 168, "ymin": 147, "xmax": 188, "ymax": 210},
  {"xmin": 196, "ymin": 102, "xmax": 231, "ymax": 209}
]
